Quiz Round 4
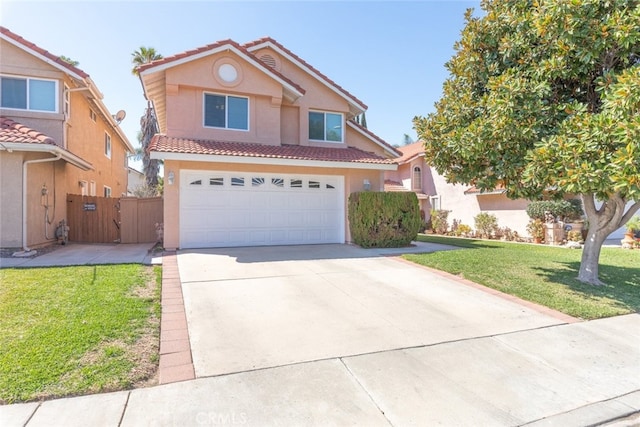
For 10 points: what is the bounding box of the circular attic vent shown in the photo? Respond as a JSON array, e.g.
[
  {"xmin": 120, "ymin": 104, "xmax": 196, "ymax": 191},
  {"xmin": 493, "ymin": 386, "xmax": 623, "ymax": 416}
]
[{"xmin": 259, "ymin": 54, "xmax": 277, "ymax": 68}]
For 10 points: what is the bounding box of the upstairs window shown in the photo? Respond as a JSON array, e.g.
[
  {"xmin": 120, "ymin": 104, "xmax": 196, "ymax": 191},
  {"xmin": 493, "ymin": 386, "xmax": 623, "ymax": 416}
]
[
  {"xmin": 0, "ymin": 76, "xmax": 57, "ymax": 112},
  {"xmin": 204, "ymin": 93, "xmax": 248, "ymax": 130},
  {"xmin": 104, "ymin": 132, "xmax": 111, "ymax": 158},
  {"xmin": 309, "ymin": 111, "xmax": 342, "ymax": 142}
]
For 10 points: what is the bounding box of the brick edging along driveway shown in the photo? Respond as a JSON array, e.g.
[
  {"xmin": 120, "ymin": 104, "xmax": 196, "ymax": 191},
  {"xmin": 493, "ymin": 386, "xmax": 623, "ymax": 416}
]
[{"xmin": 158, "ymin": 251, "xmax": 195, "ymax": 384}]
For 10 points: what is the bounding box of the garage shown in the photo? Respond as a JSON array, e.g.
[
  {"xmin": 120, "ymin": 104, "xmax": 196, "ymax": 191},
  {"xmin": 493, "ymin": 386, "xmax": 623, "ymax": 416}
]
[{"xmin": 179, "ymin": 170, "xmax": 345, "ymax": 248}]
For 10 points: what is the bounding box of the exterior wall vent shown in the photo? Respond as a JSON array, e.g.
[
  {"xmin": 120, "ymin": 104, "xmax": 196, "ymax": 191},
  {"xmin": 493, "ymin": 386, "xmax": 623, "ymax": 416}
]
[{"xmin": 260, "ymin": 54, "xmax": 277, "ymax": 68}]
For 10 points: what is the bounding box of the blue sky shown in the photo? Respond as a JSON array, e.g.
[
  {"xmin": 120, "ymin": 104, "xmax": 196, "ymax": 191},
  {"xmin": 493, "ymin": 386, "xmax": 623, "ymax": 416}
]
[{"xmin": 2, "ymin": 0, "xmax": 479, "ymax": 162}]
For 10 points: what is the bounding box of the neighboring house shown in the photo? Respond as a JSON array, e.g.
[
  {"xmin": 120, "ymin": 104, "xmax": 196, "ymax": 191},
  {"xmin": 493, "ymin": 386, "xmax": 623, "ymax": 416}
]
[
  {"xmin": 385, "ymin": 141, "xmax": 531, "ymax": 236},
  {"xmin": 0, "ymin": 27, "xmax": 134, "ymax": 250},
  {"xmin": 138, "ymin": 37, "xmax": 399, "ymax": 249},
  {"xmin": 127, "ymin": 166, "xmax": 146, "ymax": 195}
]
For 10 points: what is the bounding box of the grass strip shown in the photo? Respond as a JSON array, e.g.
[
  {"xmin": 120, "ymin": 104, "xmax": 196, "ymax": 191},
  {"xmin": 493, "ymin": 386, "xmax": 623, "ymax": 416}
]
[
  {"xmin": 405, "ymin": 235, "xmax": 639, "ymax": 320},
  {"xmin": 0, "ymin": 264, "xmax": 161, "ymax": 403}
]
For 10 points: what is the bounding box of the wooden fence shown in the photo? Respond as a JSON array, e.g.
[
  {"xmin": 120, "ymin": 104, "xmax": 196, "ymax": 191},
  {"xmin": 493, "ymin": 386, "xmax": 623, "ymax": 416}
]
[{"xmin": 66, "ymin": 195, "xmax": 163, "ymax": 244}]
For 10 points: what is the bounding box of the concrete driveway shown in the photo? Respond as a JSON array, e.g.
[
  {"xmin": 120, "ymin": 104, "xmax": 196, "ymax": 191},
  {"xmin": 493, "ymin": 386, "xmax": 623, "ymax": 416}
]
[
  {"xmin": 178, "ymin": 243, "xmax": 567, "ymax": 378},
  {"xmin": 169, "ymin": 244, "xmax": 640, "ymax": 425}
]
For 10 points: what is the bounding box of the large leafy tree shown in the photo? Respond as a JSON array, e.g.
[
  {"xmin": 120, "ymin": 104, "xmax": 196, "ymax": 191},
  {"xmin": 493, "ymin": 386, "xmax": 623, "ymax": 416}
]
[
  {"xmin": 414, "ymin": 0, "xmax": 640, "ymax": 285},
  {"xmin": 131, "ymin": 47, "xmax": 163, "ymax": 189}
]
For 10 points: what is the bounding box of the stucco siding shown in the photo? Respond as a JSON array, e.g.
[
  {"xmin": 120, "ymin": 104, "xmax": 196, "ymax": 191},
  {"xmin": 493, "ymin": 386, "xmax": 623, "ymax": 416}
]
[
  {"xmin": 1, "ymin": 35, "xmax": 131, "ymax": 248},
  {"xmin": 0, "ymin": 152, "xmax": 24, "ymax": 247}
]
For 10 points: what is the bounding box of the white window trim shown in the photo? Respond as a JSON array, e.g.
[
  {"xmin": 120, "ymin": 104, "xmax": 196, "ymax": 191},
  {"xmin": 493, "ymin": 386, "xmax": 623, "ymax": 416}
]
[
  {"xmin": 413, "ymin": 166, "xmax": 422, "ymax": 190},
  {"xmin": 90, "ymin": 109, "xmax": 96, "ymax": 122},
  {"xmin": 0, "ymin": 74, "xmax": 59, "ymax": 113},
  {"xmin": 308, "ymin": 110, "xmax": 344, "ymax": 143},
  {"xmin": 104, "ymin": 132, "xmax": 111, "ymax": 159},
  {"xmin": 202, "ymin": 92, "xmax": 250, "ymax": 131},
  {"xmin": 89, "ymin": 181, "xmax": 96, "ymax": 197},
  {"xmin": 430, "ymin": 195, "xmax": 441, "ymax": 211},
  {"xmin": 79, "ymin": 180, "xmax": 88, "ymax": 196},
  {"xmin": 103, "ymin": 186, "xmax": 112, "ymax": 198}
]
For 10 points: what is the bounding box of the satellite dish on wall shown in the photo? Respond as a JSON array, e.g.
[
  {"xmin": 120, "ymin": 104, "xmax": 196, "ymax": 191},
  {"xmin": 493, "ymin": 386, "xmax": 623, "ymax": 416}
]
[{"xmin": 114, "ymin": 110, "xmax": 126, "ymax": 124}]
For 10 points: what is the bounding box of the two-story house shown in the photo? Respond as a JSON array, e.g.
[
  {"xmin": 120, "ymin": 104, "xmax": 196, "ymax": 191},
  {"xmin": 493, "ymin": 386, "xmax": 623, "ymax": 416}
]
[
  {"xmin": 138, "ymin": 37, "xmax": 399, "ymax": 249},
  {"xmin": 0, "ymin": 27, "xmax": 134, "ymax": 250}
]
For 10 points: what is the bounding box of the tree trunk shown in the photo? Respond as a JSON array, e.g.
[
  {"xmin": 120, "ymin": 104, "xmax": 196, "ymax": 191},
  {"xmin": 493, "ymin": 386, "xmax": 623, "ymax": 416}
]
[
  {"xmin": 579, "ymin": 194, "xmax": 640, "ymax": 285},
  {"xmin": 578, "ymin": 228, "xmax": 607, "ymax": 285}
]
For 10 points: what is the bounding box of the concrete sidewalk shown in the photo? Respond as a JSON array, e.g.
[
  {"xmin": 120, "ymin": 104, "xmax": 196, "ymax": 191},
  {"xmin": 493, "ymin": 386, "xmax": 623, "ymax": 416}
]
[
  {"xmin": 0, "ymin": 243, "xmax": 161, "ymax": 268},
  {"xmin": 2, "ymin": 315, "xmax": 639, "ymax": 426}
]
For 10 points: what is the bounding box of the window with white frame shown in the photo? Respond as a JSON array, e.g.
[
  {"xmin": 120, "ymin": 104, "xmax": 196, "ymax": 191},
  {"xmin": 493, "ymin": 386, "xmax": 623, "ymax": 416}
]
[
  {"xmin": 0, "ymin": 75, "xmax": 57, "ymax": 112},
  {"xmin": 103, "ymin": 186, "xmax": 111, "ymax": 198},
  {"xmin": 104, "ymin": 132, "xmax": 111, "ymax": 158},
  {"xmin": 204, "ymin": 93, "xmax": 249, "ymax": 130},
  {"xmin": 309, "ymin": 111, "xmax": 343, "ymax": 142},
  {"xmin": 89, "ymin": 109, "xmax": 96, "ymax": 122},
  {"xmin": 89, "ymin": 181, "xmax": 96, "ymax": 196},
  {"xmin": 430, "ymin": 195, "xmax": 441, "ymax": 211},
  {"xmin": 79, "ymin": 180, "xmax": 88, "ymax": 196}
]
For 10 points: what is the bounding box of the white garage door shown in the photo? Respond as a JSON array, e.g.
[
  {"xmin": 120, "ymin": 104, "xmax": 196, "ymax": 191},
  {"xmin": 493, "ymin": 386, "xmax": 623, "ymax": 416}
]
[{"xmin": 180, "ymin": 170, "xmax": 345, "ymax": 248}]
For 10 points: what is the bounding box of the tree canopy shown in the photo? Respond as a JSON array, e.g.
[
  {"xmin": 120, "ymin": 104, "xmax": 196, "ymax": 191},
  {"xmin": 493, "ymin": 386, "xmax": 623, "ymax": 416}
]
[{"xmin": 413, "ymin": 0, "xmax": 640, "ymax": 284}]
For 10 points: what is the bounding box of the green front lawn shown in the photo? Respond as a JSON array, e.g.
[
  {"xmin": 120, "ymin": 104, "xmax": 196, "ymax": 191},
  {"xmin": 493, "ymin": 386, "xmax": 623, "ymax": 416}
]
[
  {"xmin": 0, "ymin": 264, "xmax": 161, "ymax": 404},
  {"xmin": 405, "ymin": 235, "xmax": 640, "ymax": 320}
]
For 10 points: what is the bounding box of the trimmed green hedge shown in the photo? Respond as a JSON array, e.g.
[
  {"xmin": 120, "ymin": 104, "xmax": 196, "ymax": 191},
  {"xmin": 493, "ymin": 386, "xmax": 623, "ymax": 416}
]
[
  {"xmin": 348, "ymin": 192, "xmax": 422, "ymax": 248},
  {"xmin": 526, "ymin": 199, "xmax": 583, "ymax": 221}
]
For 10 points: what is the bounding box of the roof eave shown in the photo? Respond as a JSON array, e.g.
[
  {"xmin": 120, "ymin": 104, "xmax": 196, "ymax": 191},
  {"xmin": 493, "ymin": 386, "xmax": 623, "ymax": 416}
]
[
  {"xmin": 139, "ymin": 43, "xmax": 304, "ymax": 99},
  {"xmin": 346, "ymin": 121, "xmax": 400, "ymax": 158},
  {"xmin": 0, "ymin": 142, "xmax": 94, "ymax": 170},
  {"xmin": 150, "ymin": 151, "xmax": 397, "ymax": 171}
]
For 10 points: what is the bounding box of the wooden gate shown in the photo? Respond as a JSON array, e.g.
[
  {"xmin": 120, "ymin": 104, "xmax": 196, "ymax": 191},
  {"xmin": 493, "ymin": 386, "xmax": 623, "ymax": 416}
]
[
  {"xmin": 119, "ymin": 197, "xmax": 163, "ymax": 243},
  {"xmin": 66, "ymin": 194, "xmax": 121, "ymax": 243}
]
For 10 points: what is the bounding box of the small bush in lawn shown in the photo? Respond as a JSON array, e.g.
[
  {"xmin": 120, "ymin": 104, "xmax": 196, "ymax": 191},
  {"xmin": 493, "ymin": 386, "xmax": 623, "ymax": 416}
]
[
  {"xmin": 474, "ymin": 213, "xmax": 498, "ymax": 239},
  {"xmin": 430, "ymin": 209, "xmax": 450, "ymax": 234},
  {"xmin": 348, "ymin": 192, "xmax": 422, "ymax": 248},
  {"xmin": 455, "ymin": 224, "xmax": 473, "ymax": 237}
]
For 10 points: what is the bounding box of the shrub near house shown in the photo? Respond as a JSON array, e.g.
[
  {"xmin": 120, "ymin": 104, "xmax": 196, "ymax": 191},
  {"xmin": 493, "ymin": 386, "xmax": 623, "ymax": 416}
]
[{"xmin": 348, "ymin": 192, "xmax": 422, "ymax": 248}]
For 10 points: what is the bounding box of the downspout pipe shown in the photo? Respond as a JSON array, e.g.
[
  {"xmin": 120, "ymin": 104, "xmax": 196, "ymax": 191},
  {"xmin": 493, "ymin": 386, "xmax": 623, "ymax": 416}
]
[{"xmin": 22, "ymin": 154, "xmax": 62, "ymax": 251}]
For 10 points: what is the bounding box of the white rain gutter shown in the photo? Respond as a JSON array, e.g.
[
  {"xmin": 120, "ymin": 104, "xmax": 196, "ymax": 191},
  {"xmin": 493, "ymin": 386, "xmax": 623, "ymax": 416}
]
[{"xmin": 22, "ymin": 154, "xmax": 61, "ymax": 251}]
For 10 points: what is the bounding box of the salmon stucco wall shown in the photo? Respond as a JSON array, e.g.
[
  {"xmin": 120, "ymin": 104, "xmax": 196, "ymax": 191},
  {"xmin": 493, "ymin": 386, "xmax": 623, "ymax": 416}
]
[
  {"xmin": 0, "ymin": 151, "xmax": 67, "ymax": 248},
  {"xmin": 429, "ymin": 168, "xmax": 531, "ymax": 236}
]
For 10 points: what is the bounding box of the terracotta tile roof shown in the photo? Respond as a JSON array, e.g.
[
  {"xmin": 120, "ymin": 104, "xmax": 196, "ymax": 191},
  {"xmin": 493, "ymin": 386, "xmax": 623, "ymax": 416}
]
[
  {"xmin": 383, "ymin": 180, "xmax": 429, "ymax": 199},
  {"xmin": 395, "ymin": 141, "xmax": 425, "ymax": 164},
  {"xmin": 136, "ymin": 39, "xmax": 305, "ymax": 95},
  {"xmin": 150, "ymin": 135, "xmax": 394, "ymax": 165},
  {"xmin": 464, "ymin": 185, "xmax": 507, "ymax": 196},
  {"xmin": 0, "ymin": 26, "xmax": 89, "ymax": 79},
  {"xmin": 0, "ymin": 117, "xmax": 56, "ymax": 145},
  {"xmin": 244, "ymin": 37, "xmax": 367, "ymax": 111}
]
